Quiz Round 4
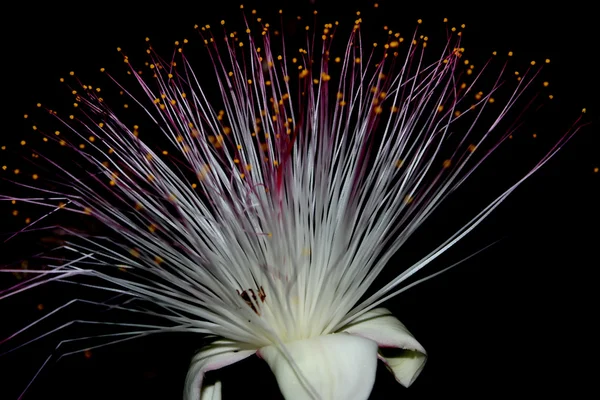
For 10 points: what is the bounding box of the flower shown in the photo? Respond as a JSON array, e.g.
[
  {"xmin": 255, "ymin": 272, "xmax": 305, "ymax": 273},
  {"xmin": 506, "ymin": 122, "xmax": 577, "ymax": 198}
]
[{"xmin": 1, "ymin": 7, "xmax": 583, "ymax": 400}]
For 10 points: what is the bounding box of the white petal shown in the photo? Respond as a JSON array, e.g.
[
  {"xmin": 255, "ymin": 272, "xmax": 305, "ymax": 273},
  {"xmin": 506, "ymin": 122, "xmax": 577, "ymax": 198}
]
[
  {"xmin": 184, "ymin": 339, "xmax": 256, "ymax": 400},
  {"xmin": 341, "ymin": 308, "xmax": 427, "ymax": 387},
  {"xmin": 258, "ymin": 333, "xmax": 378, "ymax": 400}
]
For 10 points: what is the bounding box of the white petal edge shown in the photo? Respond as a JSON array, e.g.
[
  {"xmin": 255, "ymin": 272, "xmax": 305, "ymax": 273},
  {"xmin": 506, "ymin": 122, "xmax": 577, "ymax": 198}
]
[
  {"xmin": 258, "ymin": 333, "xmax": 379, "ymax": 400},
  {"xmin": 341, "ymin": 308, "xmax": 427, "ymax": 387},
  {"xmin": 184, "ymin": 339, "xmax": 256, "ymax": 400},
  {"xmin": 200, "ymin": 381, "xmax": 221, "ymax": 400}
]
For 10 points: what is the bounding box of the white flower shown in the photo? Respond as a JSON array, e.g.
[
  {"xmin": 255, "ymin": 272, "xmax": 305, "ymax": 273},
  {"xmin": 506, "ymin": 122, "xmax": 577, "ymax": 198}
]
[{"xmin": 1, "ymin": 10, "xmax": 579, "ymax": 400}]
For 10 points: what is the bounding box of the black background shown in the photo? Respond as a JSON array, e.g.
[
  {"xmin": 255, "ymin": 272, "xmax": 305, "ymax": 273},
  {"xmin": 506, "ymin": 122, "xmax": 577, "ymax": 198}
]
[{"xmin": 1, "ymin": 0, "xmax": 598, "ymax": 399}]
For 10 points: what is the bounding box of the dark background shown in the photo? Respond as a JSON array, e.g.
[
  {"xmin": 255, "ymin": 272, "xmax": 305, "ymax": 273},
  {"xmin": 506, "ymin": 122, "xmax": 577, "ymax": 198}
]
[{"xmin": 2, "ymin": 0, "xmax": 598, "ymax": 398}]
